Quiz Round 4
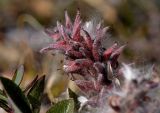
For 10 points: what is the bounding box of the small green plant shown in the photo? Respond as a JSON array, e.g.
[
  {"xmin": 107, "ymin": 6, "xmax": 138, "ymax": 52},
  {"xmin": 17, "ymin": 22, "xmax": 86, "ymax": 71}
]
[
  {"xmin": 0, "ymin": 65, "xmax": 45, "ymax": 113},
  {"xmin": 0, "ymin": 65, "xmax": 75, "ymax": 113}
]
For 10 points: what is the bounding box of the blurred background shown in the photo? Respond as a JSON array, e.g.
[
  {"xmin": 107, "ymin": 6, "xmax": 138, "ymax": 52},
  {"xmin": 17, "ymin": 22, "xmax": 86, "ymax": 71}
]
[{"xmin": 0, "ymin": 0, "xmax": 160, "ymax": 110}]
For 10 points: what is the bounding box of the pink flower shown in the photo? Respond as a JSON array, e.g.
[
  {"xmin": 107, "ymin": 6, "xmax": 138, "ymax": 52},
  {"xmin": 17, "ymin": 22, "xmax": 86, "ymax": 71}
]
[{"xmin": 41, "ymin": 10, "xmax": 125, "ymax": 107}]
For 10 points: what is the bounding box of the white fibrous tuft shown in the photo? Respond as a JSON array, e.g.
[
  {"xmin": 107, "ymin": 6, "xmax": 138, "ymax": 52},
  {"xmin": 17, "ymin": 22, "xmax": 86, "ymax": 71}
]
[
  {"xmin": 83, "ymin": 21, "xmax": 98, "ymax": 39},
  {"xmin": 83, "ymin": 21, "xmax": 93, "ymax": 33},
  {"xmin": 78, "ymin": 96, "xmax": 89, "ymax": 112},
  {"xmin": 121, "ymin": 63, "xmax": 138, "ymax": 81},
  {"xmin": 78, "ymin": 96, "xmax": 88, "ymax": 104}
]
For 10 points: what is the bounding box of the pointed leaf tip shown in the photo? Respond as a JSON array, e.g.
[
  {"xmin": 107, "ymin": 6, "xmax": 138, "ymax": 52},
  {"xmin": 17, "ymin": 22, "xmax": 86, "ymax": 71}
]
[
  {"xmin": 0, "ymin": 77, "xmax": 32, "ymax": 113},
  {"xmin": 27, "ymin": 75, "xmax": 45, "ymax": 113},
  {"xmin": 47, "ymin": 99, "xmax": 74, "ymax": 113},
  {"xmin": 68, "ymin": 88, "xmax": 80, "ymax": 110},
  {"xmin": 12, "ymin": 65, "xmax": 24, "ymax": 86}
]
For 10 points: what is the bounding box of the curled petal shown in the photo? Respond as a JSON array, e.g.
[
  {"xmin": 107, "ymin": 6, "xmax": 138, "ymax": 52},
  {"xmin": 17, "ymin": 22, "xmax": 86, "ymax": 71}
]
[
  {"xmin": 69, "ymin": 40, "xmax": 83, "ymax": 50},
  {"xmin": 110, "ymin": 45, "xmax": 126, "ymax": 66},
  {"xmin": 93, "ymin": 62, "xmax": 104, "ymax": 73},
  {"xmin": 107, "ymin": 61, "xmax": 114, "ymax": 80},
  {"xmin": 97, "ymin": 73, "xmax": 104, "ymax": 86},
  {"xmin": 87, "ymin": 99, "xmax": 99, "ymax": 107},
  {"xmin": 73, "ymin": 10, "xmax": 81, "ymax": 29},
  {"xmin": 92, "ymin": 28, "xmax": 101, "ymax": 61},
  {"xmin": 56, "ymin": 21, "xmax": 62, "ymax": 33},
  {"xmin": 75, "ymin": 58, "xmax": 93, "ymax": 67},
  {"xmin": 96, "ymin": 21, "xmax": 102, "ymax": 30},
  {"xmin": 110, "ymin": 45, "xmax": 126, "ymax": 60},
  {"xmin": 95, "ymin": 22, "xmax": 103, "ymax": 41},
  {"xmin": 92, "ymin": 41, "xmax": 101, "ymax": 61},
  {"xmin": 95, "ymin": 22, "xmax": 109, "ymax": 41},
  {"xmin": 111, "ymin": 60, "xmax": 119, "ymax": 69},
  {"xmin": 110, "ymin": 45, "xmax": 125, "ymax": 69},
  {"xmin": 72, "ymin": 10, "xmax": 82, "ymax": 41},
  {"xmin": 50, "ymin": 32, "xmax": 61, "ymax": 41},
  {"xmin": 81, "ymin": 29, "xmax": 93, "ymax": 50},
  {"xmin": 63, "ymin": 62, "xmax": 81, "ymax": 73},
  {"xmin": 53, "ymin": 41, "xmax": 72, "ymax": 52},
  {"xmin": 103, "ymin": 42, "xmax": 118, "ymax": 61},
  {"xmin": 102, "ymin": 26, "xmax": 109, "ymax": 38},
  {"xmin": 60, "ymin": 25, "xmax": 71, "ymax": 42},
  {"xmin": 72, "ymin": 21, "xmax": 81, "ymax": 41},
  {"xmin": 40, "ymin": 44, "xmax": 55, "ymax": 53},
  {"xmin": 40, "ymin": 40, "xmax": 71, "ymax": 53},
  {"xmin": 65, "ymin": 10, "xmax": 72, "ymax": 29},
  {"xmin": 79, "ymin": 47, "xmax": 92, "ymax": 58},
  {"xmin": 45, "ymin": 28, "xmax": 61, "ymax": 40},
  {"xmin": 65, "ymin": 60, "xmax": 75, "ymax": 66},
  {"xmin": 75, "ymin": 80, "xmax": 95, "ymax": 93},
  {"xmin": 66, "ymin": 50, "xmax": 83, "ymax": 58}
]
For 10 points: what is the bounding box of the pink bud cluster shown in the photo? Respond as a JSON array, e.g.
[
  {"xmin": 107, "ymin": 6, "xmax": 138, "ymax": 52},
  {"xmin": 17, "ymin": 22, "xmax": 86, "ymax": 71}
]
[
  {"xmin": 41, "ymin": 11, "xmax": 160, "ymax": 113},
  {"xmin": 41, "ymin": 10, "xmax": 125, "ymax": 106}
]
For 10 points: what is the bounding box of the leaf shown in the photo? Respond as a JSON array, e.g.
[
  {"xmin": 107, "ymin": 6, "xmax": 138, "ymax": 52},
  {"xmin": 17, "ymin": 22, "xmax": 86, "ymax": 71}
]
[
  {"xmin": 12, "ymin": 65, "xmax": 24, "ymax": 85},
  {"xmin": 0, "ymin": 100, "xmax": 12, "ymax": 112},
  {"xmin": 0, "ymin": 89, "xmax": 12, "ymax": 112},
  {"xmin": 27, "ymin": 76, "xmax": 45, "ymax": 113},
  {"xmin": 47, "ymin": 99, "xmax": 74, "ymax": 113},
  {"xmin": 0, "ymin": 77, "xmax": 32, "ymax": 113},
  {"xmin": 0, "ymin": 89, "xmax": 7, "ymax": 102},
  {"xmin": 23, "ymin": 75, "xmax": 39, "ymax": 93},
  {"xmin": 68, "ymin": 88, "xmax": 80, "ymax": 110}
]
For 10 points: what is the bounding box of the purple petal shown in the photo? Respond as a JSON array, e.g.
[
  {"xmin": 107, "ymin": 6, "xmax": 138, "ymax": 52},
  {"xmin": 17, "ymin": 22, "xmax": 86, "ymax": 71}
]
[
  {"xmin": 65, "ymin": 10, "xmax": 72, "ymax": 29},
  {"xmin": 81, "ymin": 29, "xmax": 93, "ymax": 50},
  {"xmin": 103, "ymin": 42, "xmax": 118, "ymax": 61}
]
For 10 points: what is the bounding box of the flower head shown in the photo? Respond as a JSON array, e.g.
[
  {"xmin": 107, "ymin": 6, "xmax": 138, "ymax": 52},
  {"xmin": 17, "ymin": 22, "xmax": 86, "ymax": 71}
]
[
  {"xmin": 41, "ymin": 10, "xmax": 125, "ymax": 107},
  {"xmin": 41, "ymin": 10, "xmax": 160, "ymax": 113}
]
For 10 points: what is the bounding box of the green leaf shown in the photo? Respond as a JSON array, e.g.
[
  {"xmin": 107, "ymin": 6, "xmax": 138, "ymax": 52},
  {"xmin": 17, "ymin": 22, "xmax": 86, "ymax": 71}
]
[
  {"xmin": 23, "ymin": 75, "xmax": 39, "ymax": 93},
  {"xmin": 0, "ymin": 99, "xmax": 12, "ymax": 112},
  {"xmin": 0, "ymin": 77, "xmax": 32, "ymax": 113},
  {"xmin": 27, "ymin": 76, "xmax": 45, "ymax": 113},
  {"xmin": 0, "ymin": 89, "xmax": 12, "ymax": 112},
  {"xmin": 68, "ymin": 88, "xmax": 80, "ymax": 110},
  {"xmin": 12, "ymin": 65, "xmax": 24, "ymax": 85},
  {"xmin": 47, "ymin": 99, "xmax": 74, "ymax": 113},
  {"xmin": 0, "ymin": 89, "xmax": 7, "ymax": 102}
]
